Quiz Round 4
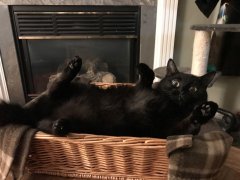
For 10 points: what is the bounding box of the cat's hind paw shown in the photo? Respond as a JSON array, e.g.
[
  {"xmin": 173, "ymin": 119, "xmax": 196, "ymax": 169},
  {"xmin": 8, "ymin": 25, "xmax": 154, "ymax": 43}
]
[
  {"xmin": 59, "ymin": 56, "xmax": 82, "ymax": 82},
  {"xmin": 67, "ymin": 56, "xmax": 82, "ymax": 72},
  {"xmin": 192, "ymin": 101, "xmax": 218, "ymax": 124},
  {"xmin": 138, "ymin": 63, "xmax": 154, "ymax": 79},
  {"xmin": 52, "ymin": 119, "xmax": 69, "ymax": 136},
  {"xmin": 137, "ymin": 63, "xmax": 155, "ymax": 88}
]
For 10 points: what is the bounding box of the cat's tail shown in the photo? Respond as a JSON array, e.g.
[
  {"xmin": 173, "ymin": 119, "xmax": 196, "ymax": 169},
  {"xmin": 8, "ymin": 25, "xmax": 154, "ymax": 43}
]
[{"xmin": 0, "ymin": 100, "xmax": 34, "ymax": 127}]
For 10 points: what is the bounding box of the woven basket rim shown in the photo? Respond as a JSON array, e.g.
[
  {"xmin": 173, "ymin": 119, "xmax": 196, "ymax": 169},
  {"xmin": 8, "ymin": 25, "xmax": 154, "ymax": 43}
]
[{"xmin": 34, "ymin": 132, "xmax": 167, "ymax": 148}]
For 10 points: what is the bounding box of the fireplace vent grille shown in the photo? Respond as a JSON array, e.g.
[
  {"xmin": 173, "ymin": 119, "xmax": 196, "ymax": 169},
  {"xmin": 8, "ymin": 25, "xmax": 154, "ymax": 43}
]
[{"xmin": 13, "ymin": 11, "xmax": 139, "ymax": 37}]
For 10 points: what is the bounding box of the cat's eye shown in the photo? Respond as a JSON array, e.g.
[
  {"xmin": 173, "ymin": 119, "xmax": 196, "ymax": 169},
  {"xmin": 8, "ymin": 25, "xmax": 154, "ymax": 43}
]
[
  {"xmin": 171, "ymin": 79, "xmax": 180, "ymax": 87},
  {"xmin": 189, "ymin": 86, "xmax": 197, "ymax": 93}
]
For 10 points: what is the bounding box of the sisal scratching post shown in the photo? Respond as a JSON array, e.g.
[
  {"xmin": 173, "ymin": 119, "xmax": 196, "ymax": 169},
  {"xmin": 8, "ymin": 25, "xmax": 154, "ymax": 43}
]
[{"xmin": 191, "ymin": 31, "xmax": 211, "ymax": 76}]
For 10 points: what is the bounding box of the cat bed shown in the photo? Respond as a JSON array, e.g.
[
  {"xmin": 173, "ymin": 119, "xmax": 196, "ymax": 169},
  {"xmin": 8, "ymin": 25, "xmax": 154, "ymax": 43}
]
[
  {"xmin": 167, "ymin": 131, "xmax": 233, "ymax": 179},
  {"xmin": 25, "ymin": 131, "xmax": 232, "ymax": 179},
  {"xmin": 24, "ymin": 82, "xmax": 231, "ymax": 179}
]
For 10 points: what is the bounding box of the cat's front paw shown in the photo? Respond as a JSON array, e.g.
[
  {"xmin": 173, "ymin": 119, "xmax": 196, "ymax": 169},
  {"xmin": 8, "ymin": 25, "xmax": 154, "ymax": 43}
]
[
  {"xmin": 52, "ymin": 119, "xmax": 69, "ymax": 136},
  {"xmin": 192, "ymin": 101, "xmax": 218, "ymax": 124}
]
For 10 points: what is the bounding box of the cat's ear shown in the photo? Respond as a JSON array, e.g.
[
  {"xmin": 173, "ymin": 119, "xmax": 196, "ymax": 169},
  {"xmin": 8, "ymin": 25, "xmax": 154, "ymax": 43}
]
[
  {"xmin": 200, "ymin": 71, "xmax": 217, "ymax": 87},
  {"xmin": 166, "ymin": 59, "xmax": 179, "ymax": 76}
]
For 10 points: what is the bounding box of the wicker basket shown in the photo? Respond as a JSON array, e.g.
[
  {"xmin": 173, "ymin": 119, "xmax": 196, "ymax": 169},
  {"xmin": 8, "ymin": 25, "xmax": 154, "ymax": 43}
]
[{"xmin": 26, "ymin": 132, "xmax": 168, "ymax": 179}]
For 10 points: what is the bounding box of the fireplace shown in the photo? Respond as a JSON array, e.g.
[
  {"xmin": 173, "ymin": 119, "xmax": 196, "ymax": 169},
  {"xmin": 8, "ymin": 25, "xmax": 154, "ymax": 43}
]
[{"xmin": 10, "ymin": 5, "xmax": 140, "ymax": 101}]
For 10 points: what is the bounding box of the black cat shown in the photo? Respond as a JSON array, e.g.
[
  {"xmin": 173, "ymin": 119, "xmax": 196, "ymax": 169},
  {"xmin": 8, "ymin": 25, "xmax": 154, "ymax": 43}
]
[{"xmin": 0, "ymin": 56, "xmax": 218, "ymax": 138}]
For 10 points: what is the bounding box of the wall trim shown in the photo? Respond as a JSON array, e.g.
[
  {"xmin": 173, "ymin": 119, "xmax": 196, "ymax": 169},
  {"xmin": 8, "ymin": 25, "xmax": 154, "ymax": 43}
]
[{"xmin": 154, "ymin": 0, "xmax": 178, "ymax": 69}]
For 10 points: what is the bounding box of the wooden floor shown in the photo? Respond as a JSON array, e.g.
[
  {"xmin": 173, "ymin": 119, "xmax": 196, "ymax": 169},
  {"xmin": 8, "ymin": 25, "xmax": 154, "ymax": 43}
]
[
  {"xmin": 225, "ymin": 147, "xmax": 240, "ymax": 173},
  {"xmin": 214, "ymin": 146, "xmax": 240, "ymax": 180}
]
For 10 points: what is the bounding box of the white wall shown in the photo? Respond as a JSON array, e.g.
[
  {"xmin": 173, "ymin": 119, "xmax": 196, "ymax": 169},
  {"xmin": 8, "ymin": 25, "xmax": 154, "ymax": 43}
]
[{"xmin": 174, "ymin": 0, "xmax": 219, "ymax": 67}]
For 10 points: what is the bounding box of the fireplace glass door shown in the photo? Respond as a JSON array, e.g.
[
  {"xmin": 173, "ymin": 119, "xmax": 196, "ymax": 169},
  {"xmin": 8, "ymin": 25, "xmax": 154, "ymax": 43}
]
[{"xmin": 26, "ymin": 38, "xmax": 135, "ymax": 94}]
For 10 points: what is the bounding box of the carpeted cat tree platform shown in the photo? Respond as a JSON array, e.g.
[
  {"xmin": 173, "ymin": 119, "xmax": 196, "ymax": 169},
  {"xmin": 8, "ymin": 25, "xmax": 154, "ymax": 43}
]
[{"xmin": 191, "ymin": 28, "xmax": 211, "ymax": 76}]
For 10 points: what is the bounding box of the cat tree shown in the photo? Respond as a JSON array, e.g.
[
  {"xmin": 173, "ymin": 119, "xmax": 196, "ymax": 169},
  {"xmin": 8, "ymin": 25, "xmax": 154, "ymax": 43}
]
[{"xmin": 191, "ymin": 24, "xmax": 240, "ymax": 76}]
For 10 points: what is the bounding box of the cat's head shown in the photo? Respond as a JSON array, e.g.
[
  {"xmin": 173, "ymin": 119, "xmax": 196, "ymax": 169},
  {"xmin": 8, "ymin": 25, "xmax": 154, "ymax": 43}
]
[{"xmin": 156, "ymin": 59, "xmax": 216, "ymax": 107}]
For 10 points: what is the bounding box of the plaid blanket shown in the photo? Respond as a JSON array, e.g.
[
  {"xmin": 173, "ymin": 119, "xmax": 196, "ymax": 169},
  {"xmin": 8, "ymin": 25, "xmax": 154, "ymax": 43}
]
[
  {"xmin": 0, "ymin": 124, "xmax": 37, "ymax": 180},
  {"xmin": 167, "ymin": 131, "xmax": 233, "ymax": 180}
]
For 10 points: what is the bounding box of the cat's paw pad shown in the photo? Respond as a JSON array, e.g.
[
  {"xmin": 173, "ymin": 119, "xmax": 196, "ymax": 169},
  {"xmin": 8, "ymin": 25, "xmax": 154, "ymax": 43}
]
[
  {"xmin": 200, "ymin": 103, "xmax": 212, "ymax": 117},
  {"xmin": 52, "ymin": 119, "xmax": 69, "ymax": 136},
  {"xmin": 200, "ymin": 101, "xmax": 218, "ymax": 117},
  {"xmin": 68, "ymin": 56, "xmax": 82, "ymax": 71},
  {"xmin": 192, "ymin": 101, "xmax": 218, "ymax": 124}
]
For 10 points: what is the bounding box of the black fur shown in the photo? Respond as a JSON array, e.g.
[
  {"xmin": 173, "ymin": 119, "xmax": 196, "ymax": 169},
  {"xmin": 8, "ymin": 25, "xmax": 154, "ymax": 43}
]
[{"xmin": 0, "ymin": 56, "xmax": 218, "ymax": 138}]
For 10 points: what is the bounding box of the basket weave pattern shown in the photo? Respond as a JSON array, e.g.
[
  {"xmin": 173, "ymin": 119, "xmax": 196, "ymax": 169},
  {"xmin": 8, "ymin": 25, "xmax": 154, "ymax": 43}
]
[{"xmin": 26, "ymin": 132, "xmax": 168, "ymax": 179}]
